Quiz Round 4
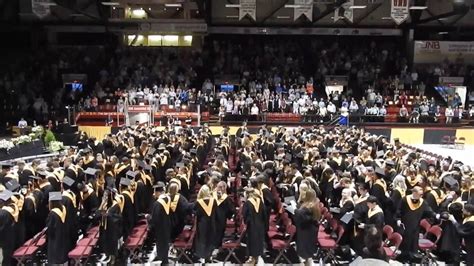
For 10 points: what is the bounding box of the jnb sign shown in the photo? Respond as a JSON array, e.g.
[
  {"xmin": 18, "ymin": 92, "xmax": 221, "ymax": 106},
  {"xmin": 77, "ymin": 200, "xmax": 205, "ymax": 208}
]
[{"xmin": 421, "ymin": 41, "xmax": 440, "ymax": 50}]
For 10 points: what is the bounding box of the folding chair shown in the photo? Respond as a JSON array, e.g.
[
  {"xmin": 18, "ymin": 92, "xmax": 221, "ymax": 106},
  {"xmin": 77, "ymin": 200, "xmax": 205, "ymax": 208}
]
[
  {"xmin": 383, "ymin": 225, "xmax": 394, "ymax": 242},
  {"xmin": 419, "ymin": 219, "xmax": 431, "ymax": 238},
  {"xmin": 455, "ymin": 137, "xmax": 466, "ymax": 150},
  {"xmin": 173, "ymin": 222, "xmax": 196, "ymax": 263},
  {"xmin": 270, "ymin": 224, "xmax": 296, "ymax": 264},
  {"xmin": 383, "ymin": 232, "xmax": 403, "ymax": 259},
  {"xmin": 441, "ymin": 135, "xmax": 451, "ymax": 148},
  {"xmin": 222, "ymin": 223, "xmax": 246, "ymax": 264},
  {"xmin": 317, "ymin": 223, "xmax": 345, "ymax": 264},
  {"xmin": 418, "ymin": 225, "xmax": 442, "ymax": 265}
]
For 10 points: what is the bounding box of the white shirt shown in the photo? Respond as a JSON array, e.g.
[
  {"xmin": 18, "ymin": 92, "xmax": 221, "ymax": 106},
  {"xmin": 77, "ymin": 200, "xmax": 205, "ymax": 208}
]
[
  {"xmin": 18, "ymin": 120, "xmax": 27, "ymax": 128},
  {"xmin": 251, "ymin": 106, "xmax": 259, "ymax": 115}
]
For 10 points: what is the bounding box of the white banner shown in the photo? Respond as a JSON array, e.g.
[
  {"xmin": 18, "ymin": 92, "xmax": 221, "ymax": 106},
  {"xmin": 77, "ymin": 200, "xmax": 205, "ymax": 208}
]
[
  {"xmin": 414, "ymin": 41, "xmax": 474, "ymax": 64},
  {"xmin": 31, "ymin": 0, "xmax": 52, "ymax": 18},
  {"xmin": 391, "ymin": 0, "xmax": 410, "ymax": 25},
  {"xmin": 294, "ymin": 0, "xmax": 313, "ymax": 21},
  {"xmin": 334, "ymin": 0, "xmax": 353, "ymax": 23},
  {"xmin": 239, "ymin": 0, "xmax": 256, "ymax": 21}
]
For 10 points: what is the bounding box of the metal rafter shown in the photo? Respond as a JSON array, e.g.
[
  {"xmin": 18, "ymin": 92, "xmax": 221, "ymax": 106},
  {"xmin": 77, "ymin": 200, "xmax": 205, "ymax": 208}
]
[
  {"xmin": 312, "ymin": 0, "xmax": 347, "ymax": 25},
  {"xmin": 354, "ymin": 3, "xmax": 382, "ymax": 25},
  {"xmin": 258, "ymin": 0, "xmax": 289, "ymax": 25}
]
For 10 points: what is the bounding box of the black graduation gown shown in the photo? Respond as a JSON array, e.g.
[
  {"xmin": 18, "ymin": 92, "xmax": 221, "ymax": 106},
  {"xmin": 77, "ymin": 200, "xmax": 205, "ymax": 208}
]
[
  {"xmin": 397, "ymin": 196, "xmax": 435, "ymax": 255},
  {"xmin": 213, "ymin": 193, "xmax": 235, "ymax": 247},
  {"xmin": 80, "ymin": 188, "xmax": 100, "ymax": 231},
  {"xmin": 170, "ymin": 194, "xmax": 192, "ymax": 240},
  {"xmin": 194, "ymin": 198, "xmax": 217, "ymax": 259},
  {"xmin": 261, "ymin": 186, "xmax": 274, "ymax": 233},
  {"xmin": 0, "ymin": 207, "xmax": 17, "ymax": 266},
  {"xmin": 149, "ymin": 196, "xmax": 172, "ymax": 262},
  {"xmin": 24, "ymin": 190, "xmax": 42, "ymax": 240},
  {"xmin": 352, "ymin": 197, "xmax": 368, "ymax": 255},
  {"xmin": 437, "ymin": 199, "xmax": 464, "ymax": 263},
  {"xmin": 455, "ymin": 217, "xmax": 474, "ymax": 265},
  {"xmin": 294, "ymin": 207, "xmax": 317, "ymax": 259},
  {"xmin": 386, "ymin": 188, "xmax": 405, "ymax": 227},
  {"xmin": 99, "ymin": 200, "xmax": 123, "ymax": 257},
  {"xmin": 62, "ymin": 190, "xmax": 78, "ymax": 252},
  {"xmin": 121, "ymin": 191, "xmax": 137, "ymax": 240},
  {"xmin": 366, "ymin": 207, "xmax": 385, "ymax": 230},
  {"xmin": 243, "ymin": 198, "xmax": 265, "ymax": 257},
  {"xmin": 46, "ymin": 207, "xmax": 69, "ymax": 264},
  {"xmin": 135, "ymin": 173, "xmax": 153, "ymax": 213}
]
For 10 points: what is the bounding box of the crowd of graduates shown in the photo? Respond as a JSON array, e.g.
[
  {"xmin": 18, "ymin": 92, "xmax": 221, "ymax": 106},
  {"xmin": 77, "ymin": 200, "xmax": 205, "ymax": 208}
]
[{"xmin": 0, "ymin": 122, "xmax": 474, "ymax": 265}]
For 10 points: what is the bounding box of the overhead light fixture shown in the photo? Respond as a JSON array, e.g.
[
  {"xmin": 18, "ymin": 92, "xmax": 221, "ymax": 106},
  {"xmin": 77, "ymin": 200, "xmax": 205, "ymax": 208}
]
[
  {"xmin": 225, "ymin": 15, "xmax": 239, "ymax": 18},
  {"xmin": 349, "ymin": 5, "xmax": 366, "ymax": 9},
  {"xmin": 101, "ymin": 2, "xmax": 120, "ymax": 6},
  {"xmin": 69, "ymin": 13, "xmax": 85, "ymax": 17},
  {"xmin": 225, "ymin": 4, "xmax": 240, "ymax": 7},
  {"xmin": 39, "ymin": 2, "xmax": 57, "ymax": 6},
  {"xmin": 381, "ymin": 17, "xmax": 392, "ymax": 20},
  {"xmin": 164, "ymin": 3, "xmax": 182, "ymax": 7},
  {"xmin": 437, "ymin": 18, "xmax": 449, "ymax": 21},
  {"xmin": 438, "ymin": 32, "xmax": 449, "ymax": 35},
  {"xmin": 409, "ymin": 6, "xmax": 428, "ymax": 10},
  {"xmin": 284, "ymin": 4, "xmax": 302, "ymax": 8},
  {"xmin": 277, "ymin": 16, "xmax": 290, "ymax": 19}
]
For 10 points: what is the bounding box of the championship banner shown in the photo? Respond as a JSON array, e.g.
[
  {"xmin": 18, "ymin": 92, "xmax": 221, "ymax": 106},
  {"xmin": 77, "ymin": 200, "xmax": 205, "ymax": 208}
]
[
  {"xmin": 31, "ymin": 0, "xmax": 52, "ymax": 18},
  {"xmin": 294, "ymin": 0, "xmax": 313, "ymax": 21},
  {"xmin": 334, "ymin": 0, "xmax": 353, "ymax": 23},
  {"xmin": 239, "ymin": 0, "xmax": 256, "ymax": 21},
  {"xmin": 414, "ymin": 41, "xmax": 474, "ymax": 64},
  {"xmin": 391, "ymin": 0, "xmax": 410, "ymax": 25}
]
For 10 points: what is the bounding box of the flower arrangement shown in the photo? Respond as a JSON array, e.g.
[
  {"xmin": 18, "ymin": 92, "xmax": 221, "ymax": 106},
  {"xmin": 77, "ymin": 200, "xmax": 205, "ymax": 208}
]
[
  {"xmin": 0, "ymin": 139, "xmax": 14, "ymax": 151},
  {"xmin": 12, "ymin": 135, "xmax": 32, "ymax": 145},
  {"xmin": 31, "ymin": 126, "xmax": 44, "ymax": 139},
  {"xmin": 49, "ymin": 141, "xmax": 64, "ymax": 152}
]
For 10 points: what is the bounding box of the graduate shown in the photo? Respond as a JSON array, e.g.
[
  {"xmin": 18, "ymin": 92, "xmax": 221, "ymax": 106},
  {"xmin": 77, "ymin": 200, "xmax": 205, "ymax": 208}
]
[
  {"xmin": 194, "ymin": 185, "xmax": 217, "ymax": 262},
  {"xmin": 148, "ymin": 182, "xmax": 171, "ymax": 265},
  {"xmin": 360, "ymin": 196, "xmax": 385, "ymax": 230},
  {"xmin": 294, "ymin": 188, "xmax": 321, "ymax": 265},
  {"xmin": 61, "ymin": 176, "xmax": 79, "ymax": 252},
  {"xmin": 168, "ymin": 182, "xmax": 192, "ymax": 240},
  {"xmin": 46, "ymin": 192, "xmax": 69, "ymax": 265},
  {"xmin": 243, "ymin": 188, "xmax": 265, "ymax": 265},
  {"xmin": 450, "ymin": 204, "xmax": 474, "ymax": 266},
  {"xmin": 119, "ymin": 175, "xmax": 137, "ymax": 241},
  {"xmin": 212, "ymin": 181, "xmax": 235, "ymax": 248},
  {"xmin": 0, "ymin": 190, "xmax": 17, "ymax": 266},
  {"xmin": 98, "ymin": 188, "xmax": 124, "ymax": 264},
  {"xmin": 396, "ymin": 186, "xmax": 436, "ymax": 262}
]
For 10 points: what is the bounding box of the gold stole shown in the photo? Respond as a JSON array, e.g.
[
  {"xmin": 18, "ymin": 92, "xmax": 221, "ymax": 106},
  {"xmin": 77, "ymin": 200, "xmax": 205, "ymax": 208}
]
[
  {"xmin": 114, "ymin": 164, "xmax": 128, "ymax": 176},
  {"xmin": 407, "ymin": 176, "xmax": 420, "ymax": 187},
  {"xmin": 53, "ymin": 169, "xmax": 65, "ymax": 181},
  {"xmin": 463, "ymin": 216, "xmax": 474, "ymax": 224},
  {"xmin": 406, "ymin": 195, "xmax": 424, "ymax": 211},
  {"xmin": 368, "ymin": 205, "xmax": 383, "ymax": 218},
  {"xmin": 2, "ymin": 205, "xmax": 19, "ymax": 222},
  {"xmin": 197, "ymin": 198, "xmax": 214, "ymax": 217},
  {"xmin": 51, "ymin": 206, "xmax": 67, "ymax": 223},
  {"xmin": 81, "ymin": 185, "xmax": 94, "ymax": 201},
  {"xmin": 63, "ymin": 190, "xmax": 77, "ymax": 208},
  {"xmin": 178, "ymin": 174, "xmax": 190, "ymax": 188},
  {"xmin": 115, "ymin": 195, "xmax": 125, "ymax": 213},
  {"xmin": 213, "ymin": 192, "xmax": 228, "ymax": 206},
  {"xmin": 68, "ymin": 166, "xmax": 78, "ymax": 177},
  {"xmin": 139, "ymin": 171, "xmax": 152, "ymax": 185},
  {"xmin": 248, "ymin": 197, "xmax": 261, "ymax": 213},
  {"xmin": 84, "ymin": 156, "xmax": 94, "ymax": 166},
  {"xmin": 448, "ymin": 197, "xmax": 464, "ymax": 209},
  {"xmin": 396, "ymin": 188, "xmax": 406, "ymax": 198},
  {"xmin": 157, "ymin": 196, "xmax": 171, "ymax": 215},
  {"xmin": 122, "ymin": 190, "xmax": 134, "ymax": 204},
  {"xmin": 374, "ymin": 179, "xmax": 387, "ymax": 194},
  {"xmin": 24, "ymin": 165, "xmax": 35, "ymax": 175},
  {"xmin": 25, "ymin": 194, "xmax": 37, "ymax": 212},
  {"xmin": 333, "ymin": 156, "xmax": 342, "ymax": 166},
  {"xmin": 355, "ymin": 194, "xmax": 369, "ymax": 205},
  {"xmin": 39, "ymin": 181, "xmax": 51, "ymax": 189},
  {"xmin": 430, "ymin": 189, "xmax": 446, "ymax": 206},
  {"xmin": 170, "ymin": 194, "xmax": 180, "ymax": 212}
]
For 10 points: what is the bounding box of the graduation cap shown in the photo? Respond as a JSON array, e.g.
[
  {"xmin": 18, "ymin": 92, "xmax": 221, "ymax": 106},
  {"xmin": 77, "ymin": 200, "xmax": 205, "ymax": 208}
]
[
  {"xmin": 285, "ymin": 153, "xmax": 292, "ymax": 162},
  {"xmin": 443, "ymin": 175, "xmax": 459, "ymax": 188},
  {"xmin": 375, "ymin": 167, "xmax": 385, "ymax": 177},
  {"xmin": 165, "ymin": 168, "xmax": 175, "ymax": 175},
  {"xmin": 147, "ymin": 147, "xmax": 156, "ymax": 157},
  {"xmin": 0, "ymin": 190, "xmax": 13, "ymax": 202},
  {"xmin": 49, "ymin": 192, "xmax": 62, "ymax": 202},
  {"xmin": 190, "ymin": 149, "xmax": 197, "ymax": 155},
  {"xmin": 1, "ymin": 162, "xmax": 12, "ymax": 169},
  {"xmin": 63, "ymin": 176, "xmax": 75, "ymax": 188},
  {"xmin": 176, "ymin": 162, "xmax": 185, "ymax": 168},
  {"xmin": 37, "ymin": 170, "xmax": 48, "ymax": 178},
  {"xmin": 144, "ymin": 164, "xmax": 152, "ymax": 171},
  {"xmin": 5, "ymin": 179, "xmax": 20, "ymax": 192},
  {"xmin": 106, "ymin": 176, "xmax": 115, "ymax": 189},
  {"xmin": 120, "ymin": 178, "xmax": 131, "ymax": 187},
  {"xmin": 84, "ymin": 168, "xmax": 98, "ymax": 176},
  {"xmin": 29, "ymin": 175, "xmax": 41, "ymax": 180},
  {"xmin": 126, "ymin": 171, "xmax": 137, "ymax": 179},
  {"xmin": 137, "ymin": 160, "xmax": 146, "ymax": 169},
  {"xmin": 158, "ymin": 144, "xmax": 166, "ymax": 151},
  {"xmin": 385, "ymin": 160, "xmax": 395, "ymax": 167},
  {"xmin": 376, "ymin": 150, "xmax": 385, "ymax": 158},
  {"xmin": 153, "ymin": 182, "xmax": 166, "ymax": 191}
]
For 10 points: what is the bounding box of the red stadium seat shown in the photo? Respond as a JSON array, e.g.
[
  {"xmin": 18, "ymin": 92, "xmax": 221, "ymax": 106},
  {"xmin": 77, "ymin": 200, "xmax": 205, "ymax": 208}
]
[
  {"xmin": 270, "ymin": 224, "xmax": 296, "ymax": 264},
  {"xmin": 317, "ymin": 224, "xmax": 345, "ymax": 264},
  {"xmin": 383, "ymin": 225, "xmax": 394, "ymax": 241},
  {"xmin": 173, "ymin": 220, "xmax": 196, "ymax": 263},
  {"xmin": 418, "ymin": 225, "xmax": 442, "ymax": 265},
  {"xmin": 222, "ymin": 223, "xmax": 246, "ymax": 263},
  {"xmin": 383, "ymin": 232, "xmax": 403, "ymax": 259}
]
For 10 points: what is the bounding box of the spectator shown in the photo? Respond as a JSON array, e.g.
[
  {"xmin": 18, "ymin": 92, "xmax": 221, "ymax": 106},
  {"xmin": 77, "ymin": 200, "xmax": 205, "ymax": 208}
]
[{"xmin": 445, "ymin": 106, "xmax": 454, "ymax": 124}]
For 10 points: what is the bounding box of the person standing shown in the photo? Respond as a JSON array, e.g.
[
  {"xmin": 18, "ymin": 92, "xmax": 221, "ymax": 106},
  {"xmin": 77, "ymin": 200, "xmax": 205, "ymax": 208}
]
[
  {"xmin": 148, "ymin": 182, "xmax": 171, "ymax": 265},
  {"xmin": 450, "ymin": 204, "xmax": 474, "ymax": 266},
  {"xmin": 46, "ymin": 192, "xmax": 69, "ymax": 265},
  {"xmin": 194, "ymin": 185, "xmax": 217, "ymax": 262},
  {"xmin": 243, "ymin": 188, "xmax": 265, "ymax": 265},
  {"xmin": 0, "ymin": 190, "xmax": 17, "ymax": 266},
  {"xmin": 294, "ymin": 189, "xmax": 321, "ymax": 265},
  {"xmin": 98, "ymin": 189, "xmax": 124, "ymax": 264}
]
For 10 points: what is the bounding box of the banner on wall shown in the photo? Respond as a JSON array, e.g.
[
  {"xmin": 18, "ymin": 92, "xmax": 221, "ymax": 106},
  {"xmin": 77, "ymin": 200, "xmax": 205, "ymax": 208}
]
[
  {"xmin": 414, "ymin": 41, "xmax": 474, "ymax": 64},
  {"xmin": 239, "ymin": 0, "xmax": 256, "ymax": 20},
  {"xmin": 294, "ymin": 0, "xmax": 313, "ymax": 21},
  {"xmin": 334, "ymin": 0, "xmax": 354, "ymax": 23},
  {"xmin": 31, "ymin": 0, "xmax": 53, "ymax": 18},
  {"xmin": 391, "ymin": 0, "xmax": 410, "ymax": 25}
]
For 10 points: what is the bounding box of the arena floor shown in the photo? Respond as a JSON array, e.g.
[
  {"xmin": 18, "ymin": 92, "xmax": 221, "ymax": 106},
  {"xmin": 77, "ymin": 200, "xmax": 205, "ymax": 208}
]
[{"xmin": 413, "ymin": 144, "xmax": 474, "ymax": 167}]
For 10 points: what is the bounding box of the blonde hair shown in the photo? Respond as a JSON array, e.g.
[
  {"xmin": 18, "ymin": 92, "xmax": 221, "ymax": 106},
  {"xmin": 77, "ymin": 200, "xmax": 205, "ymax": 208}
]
[
  {"xmin": 197, "ymin": 184, "xmax": 211, "ymax": 200},
  {"xmin": 300, "ymin": 189, "xmax": 321, "ymax": 221},
  {"xmin": 298, "ymin": 182, "xmax": 310, "ymax": 204}
]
